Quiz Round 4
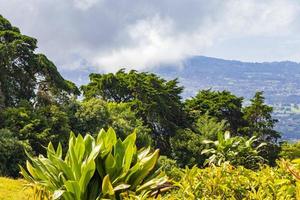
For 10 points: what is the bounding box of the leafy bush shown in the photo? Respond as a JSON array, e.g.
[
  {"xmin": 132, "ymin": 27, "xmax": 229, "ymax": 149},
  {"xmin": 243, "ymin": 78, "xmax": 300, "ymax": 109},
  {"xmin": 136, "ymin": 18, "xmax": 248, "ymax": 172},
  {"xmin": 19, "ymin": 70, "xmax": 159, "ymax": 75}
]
[
  {"xmin": 170, "ymin": 128, "xmax": 205, "ymax": 167},
  {"xmin": 202, "ymin": 132, "xmax": 265, "ymax": 169},
  {"xmin": 20, "ymin": 128, "xmax": 168, "ymax": 199},
  {"xmin": 75, "ymin": 98, "xmax": 152, "ymax": 148},
  {"xmin": 0, "ymin": 129, "xmax": 31, "ymax": 177},
  {"xmin": 0, "ymin": 103, "xmax": 71, "ymax": 155},
  {"xmin": 165, "ymin": 162, "xmax": 296, "ymax": 199},
  {"xmin": 280, "ymin": 141, "xmax": 300, "ymax": 160}
]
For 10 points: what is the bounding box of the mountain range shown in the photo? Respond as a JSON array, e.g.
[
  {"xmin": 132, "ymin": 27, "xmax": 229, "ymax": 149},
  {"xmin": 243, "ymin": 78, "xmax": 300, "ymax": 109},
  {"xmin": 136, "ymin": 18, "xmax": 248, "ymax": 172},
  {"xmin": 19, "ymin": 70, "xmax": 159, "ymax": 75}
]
[{"xmin": 61, "ymin": 56, "xmax": 300, "ymax": 141}]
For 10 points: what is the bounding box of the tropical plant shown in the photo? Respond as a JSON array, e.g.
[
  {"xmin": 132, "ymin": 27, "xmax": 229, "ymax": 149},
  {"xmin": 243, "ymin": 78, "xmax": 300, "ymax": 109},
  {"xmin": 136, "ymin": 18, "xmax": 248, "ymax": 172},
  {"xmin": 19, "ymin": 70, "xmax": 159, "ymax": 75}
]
[
  {"xmin": 20, "ymin": 128, "xmax": 168, "ymax": 200},
  {"xmin": 201, "ymin": 131, "xmax": 266, "ymax": 168},
  {"xmin": 195, "ymin": 113, "xmax": 228, "ymax": 140},
  {"xmin": 280, "ymin": 141, "xmax": 300, "ymax": 160},
  {"xmin": 165, "ymin": 162, "xmax": 296, "ymax": 199}
]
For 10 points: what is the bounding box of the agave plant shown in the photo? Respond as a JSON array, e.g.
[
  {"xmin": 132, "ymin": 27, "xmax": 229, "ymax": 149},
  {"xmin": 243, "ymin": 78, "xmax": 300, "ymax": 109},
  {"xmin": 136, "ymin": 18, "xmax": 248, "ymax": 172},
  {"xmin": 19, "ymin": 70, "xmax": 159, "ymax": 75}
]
[
  {"xmin": 20, "ymin": 128, "xmax": 168, "ymax": 200},
  {"xmin": 201, "ymin": 131, "xmax": 266, "ymax": 168}
]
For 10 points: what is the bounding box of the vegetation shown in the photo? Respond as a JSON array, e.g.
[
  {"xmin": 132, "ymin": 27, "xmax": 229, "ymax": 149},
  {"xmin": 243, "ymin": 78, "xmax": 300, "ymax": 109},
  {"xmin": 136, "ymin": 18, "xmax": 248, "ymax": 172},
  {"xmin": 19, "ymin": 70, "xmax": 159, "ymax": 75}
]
[
  {"xmin": 164, "ymin": 161, "xmax": 298, "ymax": 199},
  {"xmin": 1, "ymin": 14, "xmax": 300, "ymax": 199},
  {"xmin": 0, "ymin": 177, "xmax": 33, "ymax": 200},
  {"xmin": 21, "ymin": 128, "xmax": 168, "ymax": 199}
]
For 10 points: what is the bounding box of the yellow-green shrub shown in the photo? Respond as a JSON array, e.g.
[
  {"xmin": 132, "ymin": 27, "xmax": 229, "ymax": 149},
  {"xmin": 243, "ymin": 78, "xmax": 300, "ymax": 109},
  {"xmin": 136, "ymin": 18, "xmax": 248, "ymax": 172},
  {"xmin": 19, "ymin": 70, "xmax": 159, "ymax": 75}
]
[{"xmin": 164, "ymin": 161, "xmax": 296, "ymax": 199}]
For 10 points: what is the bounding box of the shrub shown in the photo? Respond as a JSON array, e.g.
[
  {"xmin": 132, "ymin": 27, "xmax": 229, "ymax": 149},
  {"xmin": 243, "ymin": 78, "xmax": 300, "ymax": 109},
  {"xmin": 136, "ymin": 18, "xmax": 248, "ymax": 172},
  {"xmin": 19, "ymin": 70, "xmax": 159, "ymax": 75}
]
[
  {"xmin": 165, "ymin": 162, "xmax": 296, "ymax": 199},
  {"xmin": 280, "ymin": 141, "xmax": 300, "ymax": 160},
  {"xmin": 0, "ymin": 129, "xmax": 31, "ymax": 177},
  {"xmin": 20, "ymin": 128, "xmax": 168, "ymax": 199},
  {"xmin": 170, "ymin": 128, "xmax": 205, "ymax": 167},
  {"xmin": 202, "ymin": 132, "xmax": 266, "ymax": 169}
]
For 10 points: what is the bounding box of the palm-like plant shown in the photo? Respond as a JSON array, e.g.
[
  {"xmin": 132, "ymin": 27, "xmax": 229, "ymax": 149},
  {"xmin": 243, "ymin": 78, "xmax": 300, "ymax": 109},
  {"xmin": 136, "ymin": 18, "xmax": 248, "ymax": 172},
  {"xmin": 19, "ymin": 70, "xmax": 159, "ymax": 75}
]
[
  {"xmin": 201, "ymin": 131, "xmax": 265, "ymax": 168},
  {"xmin": 20, "ymin": 128, "xmax": 168, "ymax": 200}
]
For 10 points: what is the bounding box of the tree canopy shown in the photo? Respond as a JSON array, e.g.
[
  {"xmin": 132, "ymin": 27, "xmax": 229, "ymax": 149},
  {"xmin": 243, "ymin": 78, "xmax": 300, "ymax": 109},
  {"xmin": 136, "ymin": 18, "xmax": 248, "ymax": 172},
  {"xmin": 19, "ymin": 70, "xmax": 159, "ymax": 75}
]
[
  {"xmin": 81, "ymin": 69, "xmax": 186, "ymax": 153},
  {"xmin": 0, "ymin": 15, "xmax": 79, "ymax": 108}
]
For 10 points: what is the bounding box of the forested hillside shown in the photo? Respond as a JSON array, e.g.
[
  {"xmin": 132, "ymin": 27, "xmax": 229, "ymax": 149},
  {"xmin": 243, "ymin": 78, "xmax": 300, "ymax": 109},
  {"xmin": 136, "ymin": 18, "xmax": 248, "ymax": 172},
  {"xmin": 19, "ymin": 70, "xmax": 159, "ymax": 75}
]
[{"xmin": 1, "ymin": 15, "xmax": 300, "ymax": 199}]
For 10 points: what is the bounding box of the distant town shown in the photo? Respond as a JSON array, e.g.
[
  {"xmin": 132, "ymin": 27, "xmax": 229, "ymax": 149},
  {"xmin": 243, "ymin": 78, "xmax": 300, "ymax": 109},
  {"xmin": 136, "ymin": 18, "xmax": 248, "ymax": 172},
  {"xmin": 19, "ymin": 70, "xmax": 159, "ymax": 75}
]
[{"xmin": 155, "ymin": 56, "xmax": 300, "ymax": 141}]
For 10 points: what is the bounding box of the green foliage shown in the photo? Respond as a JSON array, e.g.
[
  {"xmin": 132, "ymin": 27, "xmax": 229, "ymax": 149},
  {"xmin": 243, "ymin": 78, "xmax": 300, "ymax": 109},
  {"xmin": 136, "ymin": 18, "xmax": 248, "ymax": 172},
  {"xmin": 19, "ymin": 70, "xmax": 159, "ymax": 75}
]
[
  {"xmin": 81, "ymin": 69, "xmax": 186, "ymax": 153},
  {"xmin": 242, "ymin": 91, "xmax": 281, "ymax": 165},
  {"xmin": 157, "ymin": 156, "xmax": 180, "ymax": 179},
  {"xmin": 202, "ymin": 132, "xmax": 265, "ymax": 169},
  {"xmin": 0, "ymin": 129, "xmax": 31, "ymax": 177},
  {"xmin": 242, "ymin": 91, "xmax": 280, "ymax": 140},
  {"xmin": 21, "ymin": 128, "xmax": 168, "ymax": 200},
  {"xmin": 165, "ymin": 162, "xmax": 296, "ymax": 199},
  {"xmin": 169, "ymin": 116, "xmax": 229, "ymax": 167},
  {"xmin": 0, "ymin": 15, "xmax": 79, "ymax": 108},
  {"xmin": 195, "ymin": 113, "xmax": 228, "ymax": 140},
  {"xmin": 75, "ymin": 98, "xmax": 152, "ymax": 148},
  {"xmin": 170, "ymin": 128, "xmax": 204, "ymax": 167},
  {"xmin": 185, "ymin": 89, "xmax": 244, "ymax": 135},
  {"xmin": 280, "ymin": 141, "xmax": 300, "ymax": 160},
  {"xmin": 0, "ymin": 102, "xmax": 70, "ymax": 155}
]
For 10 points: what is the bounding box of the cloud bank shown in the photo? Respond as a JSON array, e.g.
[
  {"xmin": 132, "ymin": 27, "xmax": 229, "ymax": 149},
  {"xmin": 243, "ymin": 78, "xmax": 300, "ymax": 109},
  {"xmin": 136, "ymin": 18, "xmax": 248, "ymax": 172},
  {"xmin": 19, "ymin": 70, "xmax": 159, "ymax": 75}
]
[{"xmin": 0, "ymin": 0, "xmax": 299, "ymax": 72}]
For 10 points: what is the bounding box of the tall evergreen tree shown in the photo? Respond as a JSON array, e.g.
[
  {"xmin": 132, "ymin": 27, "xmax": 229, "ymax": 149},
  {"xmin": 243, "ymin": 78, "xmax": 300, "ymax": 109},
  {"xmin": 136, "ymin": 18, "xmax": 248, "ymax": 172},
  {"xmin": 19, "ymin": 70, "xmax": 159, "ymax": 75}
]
[
  {"xmin": 242, "ymin": 91, "xmax": 280, "ymax": 142},
  {"xmin": 242, "ymin": 91, "xmax": 280, "ymax": 165}
]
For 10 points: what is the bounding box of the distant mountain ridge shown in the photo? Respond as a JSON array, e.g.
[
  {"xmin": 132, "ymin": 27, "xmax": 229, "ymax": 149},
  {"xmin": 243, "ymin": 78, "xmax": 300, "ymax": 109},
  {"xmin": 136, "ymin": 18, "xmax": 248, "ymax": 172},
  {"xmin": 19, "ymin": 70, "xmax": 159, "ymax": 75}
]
[
  {"xmin": 154, "ymin": 56, "xmax": 300, "ymax": 141},
  {"xmin": 61, "ymin": 56, "xmax": 300, "ymax": 140}
]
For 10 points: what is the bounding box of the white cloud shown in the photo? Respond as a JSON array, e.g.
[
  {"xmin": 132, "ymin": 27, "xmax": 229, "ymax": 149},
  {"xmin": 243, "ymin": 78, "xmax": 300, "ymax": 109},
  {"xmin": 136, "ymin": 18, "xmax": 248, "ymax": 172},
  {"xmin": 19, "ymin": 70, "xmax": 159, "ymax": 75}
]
[
  {"xmin": 72, "ymin": 0, "xmax": 103, "ymax": 10},
  {"xmin": 0, "ymin": 0, "xmax": 299, "ymax": 72},
  {"xmin": 92, "ymin": 0, "xmax": 300, "ymax": 71}
]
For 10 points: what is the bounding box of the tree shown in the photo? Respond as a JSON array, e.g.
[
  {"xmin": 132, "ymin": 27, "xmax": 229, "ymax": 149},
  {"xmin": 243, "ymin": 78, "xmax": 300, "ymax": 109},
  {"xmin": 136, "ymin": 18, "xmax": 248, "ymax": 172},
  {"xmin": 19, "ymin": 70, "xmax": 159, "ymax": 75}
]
[
  {"xmin": 74, "ymin": 98, "xmax": 152, "ymax": 148},
  {"xmin": 242, "ymin": 91, "xmax": 280, "ymax": 142},
  {"xmin": 0, "ymin": 101, "xmax": 71, "ymax": 155},
  {"xmin": 170, "ymin": 128, "xmax": 205, "ymax": 167},
  {"xmin": 0, "ymin": 15, "xmax": 79, "ymax": 108},
  {"xmin": 0, "ymin": 129, "xmax": 31, "ymax": 177},
  {"xmin": 185, "ymin": 90, "xmax": 245, "ymax": 135},
  {"xmin": 242, "ymin": 91, "xmax": 281, "ymax": 165},
  {"xmin": 195, "ymin": 113, "xmax": 228, "ymax": 140},
  {"xmin": 81, "ymin": 69, "xmax": 186, "ymax": 153}
]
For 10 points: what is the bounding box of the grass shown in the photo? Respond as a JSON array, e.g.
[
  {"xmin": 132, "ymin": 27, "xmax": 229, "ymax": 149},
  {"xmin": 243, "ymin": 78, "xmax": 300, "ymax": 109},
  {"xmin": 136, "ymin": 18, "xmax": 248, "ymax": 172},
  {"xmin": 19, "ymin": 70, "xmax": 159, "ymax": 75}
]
[{"xmin": 0, "ymin": 177, "xmax": 33, "ymax": 200}]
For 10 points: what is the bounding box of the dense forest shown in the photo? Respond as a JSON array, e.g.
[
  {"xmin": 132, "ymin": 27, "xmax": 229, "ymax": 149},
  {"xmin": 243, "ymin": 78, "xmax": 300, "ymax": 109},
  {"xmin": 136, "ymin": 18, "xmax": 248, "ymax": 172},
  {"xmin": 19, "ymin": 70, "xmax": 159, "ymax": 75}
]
[{"xmin": 1, "ymin": 15, "xmax": 300, "ymax": 199}]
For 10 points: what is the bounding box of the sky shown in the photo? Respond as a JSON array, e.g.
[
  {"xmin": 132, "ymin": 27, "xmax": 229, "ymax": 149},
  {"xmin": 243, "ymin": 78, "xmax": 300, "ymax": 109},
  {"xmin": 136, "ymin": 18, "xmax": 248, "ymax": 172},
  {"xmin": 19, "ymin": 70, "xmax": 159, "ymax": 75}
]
[{"xmin": 1, "ymin": 0, "xmax": 300, "ymax": 74}]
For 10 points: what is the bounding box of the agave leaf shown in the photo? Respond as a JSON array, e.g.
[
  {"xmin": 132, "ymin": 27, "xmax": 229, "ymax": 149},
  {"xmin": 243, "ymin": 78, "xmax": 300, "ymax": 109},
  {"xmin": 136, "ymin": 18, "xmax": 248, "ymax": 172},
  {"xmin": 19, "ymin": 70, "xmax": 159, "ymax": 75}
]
[
  {"xmin": 96, "ymin": 129, "xmax": 106, "ymax": 144},
  {"xmin": 56, "ymin": 143, "xmax": 63, "ymax": 158},
  {"xmin": 53, "ymin": 190, "xmax": 65, "ymax": 200},
  {"xmin": 102, "ymin": 175, "xmax": 115, "ymax": 196},
  {"xmin": 106, "ymin": 127, "xmax": 117, "ymax": 150},
  {"xmin": 114, "ymin": 183, "xmax": 131, "ymax": 191},
  {"xmin": 130, "ymin": 149, "xmax": 160, "ymax": 188},
  {"xmin": 138, "ymin": 147, "xmax": 151, "ymax": 161},
  {"xmin": 137, "ymin": 176, "xmax": 168, "ymax": 192},
  {"xmin": 65, "ymin": 180, "xmax": 81, "ymax": 200},
  {"xmin": 79, "ymin": 159, "xmax": 96, "ymax": 194},
  {"xmin": 105, "ymin": 153, "xmax": 116, "ymax": 177},
  {"xmin": 84, "ymin": 134, "xmax": 95, "ymax": 155}
]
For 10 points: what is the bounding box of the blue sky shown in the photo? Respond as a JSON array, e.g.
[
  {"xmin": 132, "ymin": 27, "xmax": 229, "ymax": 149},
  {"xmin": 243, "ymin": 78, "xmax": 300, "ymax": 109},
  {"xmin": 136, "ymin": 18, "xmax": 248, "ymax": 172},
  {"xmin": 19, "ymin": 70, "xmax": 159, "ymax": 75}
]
[{"xmin": 0, "ymin": 0, "xmax": 300, "ymax": 75}]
